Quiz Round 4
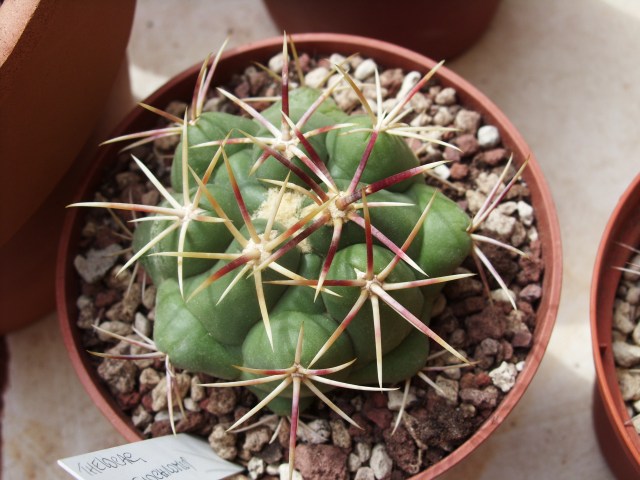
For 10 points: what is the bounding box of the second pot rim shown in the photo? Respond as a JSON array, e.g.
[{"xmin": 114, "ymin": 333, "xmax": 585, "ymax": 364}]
[{"xmin": 591, "ymin": 172, "xmax": 640, "ymax": 472}]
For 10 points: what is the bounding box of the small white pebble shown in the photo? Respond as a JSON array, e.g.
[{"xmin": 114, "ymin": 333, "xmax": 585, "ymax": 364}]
[
  {"xmin": 435, "ymin": 375, "xmax": 459, "ymax": 403},
  {"xmin": 354, "ymin": 58, "xmax": 377, "ymax": 80},
  {"xmin": 305, "ymin": 67, "xmax": 330, "ymax": 89},
  {"xmin": 433, "ymin": 106, "xmax": 454, "ymax": 126},
  {"xmin": 465, "ymin": 190, "xmax": 487, "ymax": 214},
  {"xmin": 396, "ymin": 71, "xmax": 421, "ymax": 100},
  {"xmin": 627, "ymin": 286, "xmax": 640, "ymax": 305},
  {"xmin": 134, "ymin": 312, "xmax": 152, "ymax": 338},
  {"xmin": 362, "ymin": 83, "xmax": 386, "ymax": 101},
  {"xmin": 348, "ymin": 54, "xmax": 364, "ymax": 69},
  {"xmin": 517, "ymin": 200, "xmax": 534, "ymax": 226},
  {"xmin": 77, "ymin": 295, "xmax": 93, "ymax": 309},
  {"xmin": 387, "ymin": 389, "xmax": 418, "ymax": 411},
  {"xmin": 96, "ymin": 321, "xmax": 132, "ymax": 341},
  {"xmin": 381, "ymin": 98, "xmax": 397, "ymax": 113},
  {"xmin": 329, "ymin": 53, "xmax": 347, "ymax": 66},
  {"xmin": 484, "ymin": 210, "xmax": 516, "ymax": 237},
  {"xmin": 355, "ymin": 442, "xmax": 372, "ymax": 462},
  {"xmin": 623, "ymin": 255, "xmax": 640, "ymax": 281},
  {"xmin": 632, "ymin": 415, "xmax": 640, "ymax": 434},
  {"xmin": 490, "ymin": 288, "xmax": 516, "ymax": 305},
  {"xmin": 497, "ymin": 201, "xmax": 518, "ymax": 215},
  {"xmin": 348, "ymin": 453, "xmax": 363, "ymax": 472},
  {"xmin": 455, "ymin": 109, "xmax": 482, "ymax": 133},
  {"xmin": 369, "ymin": 444, "xmax": 392, "ymax": 479},
  {"xmin": 190, "ymin": 376, "xmax": 205, "ymax": 402},
  {"xmin": 613, "ymin": 341, "xmax": 640, "ymax": 367},
  {"xmin": 132, "ymin": 405, "xmax": 152, "ymax": 429},
  {"xmin": 74, "ymin": 244, "xmax": 122, "ymax": 284},
  {"xmin": 154, "ymin": 410, "xmax": 184, "ymax": 423},
  {"xmin": 298, "ymin": 419, "xmax": 331, "ymax": 444},
  {"xmin": 410, "ymin": 92, "xmax": 431, "ymax": 112},
  {"xmin": 475, "ymin": 172, "xmax": 502, "ymax": 194},
  {"xmin": 618, "ymin": 370, "xmax": 640, "ymax": 401},
  {"xmin": 631, "ymin": 322, "xmax": 640, "ymax": 345},
  {"xmin": 489, "ymin": 361, "xmax": 518, "ymax": 392},
  {"xmin": 278, "ymin": 464, "xmax": 302, "ymax": 480},
  {"xmin": 613, "ymin": 300, "xmax": 635, "ymax": 335},
  {"xmin": 139, "ymin": 368, "xmax": 160, "ymax": 389},
  {"xmin": 435, "ymin": 87, "xmax": 457, "ymax": 105},
  {"xmin": 477, "ymin": 125, "xmax": 501, "ymax": 148},
  {"xmin": 248, "ymin": 457, "xmax": 265, "ymax": 480},
  {"xmin": 333, "ymin": 88, "xmax": 360, "ymax": 111},
  {"xmin": 183, "ymin": 397, "xmax": 199, "ymax": 412},
  {"xmin": 268, "ymin": 52, "xmax": 285, "ymax": 73},
  {"xmin": 432, "ymin": 163, "xmax": 451, "ymax": 180},
  {"xmin": 355, "ymin": 467, "xmax": 376, "ymax": 480},
  {"xmin": 328, "ymin": 72, "xmax": 344, "ymax": 89},
  {"xmin": 203, "ymin": 96, "xmax": 224, "ymax": 112},
  {"xmin": 410, "ymin": 112, "xmax": 430, "ymax": 127}
]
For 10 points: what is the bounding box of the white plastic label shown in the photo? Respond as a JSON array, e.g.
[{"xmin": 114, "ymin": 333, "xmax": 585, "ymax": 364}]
[{"xmin": 57, "ymin": 433, "xmax": 244, "ymax": 480}]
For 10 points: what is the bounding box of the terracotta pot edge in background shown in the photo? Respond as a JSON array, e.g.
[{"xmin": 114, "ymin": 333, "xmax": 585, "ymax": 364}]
[
  {"xmin": 0, "ymin": 0, "xmax": 136, "ymax": 334},
  {"xmin": 591, "ymin": 173, "xmax": 640, "ymax": 479},
  {"xmin": 262, "ymin": 0, "xmax": 502, "ymax": 60}
]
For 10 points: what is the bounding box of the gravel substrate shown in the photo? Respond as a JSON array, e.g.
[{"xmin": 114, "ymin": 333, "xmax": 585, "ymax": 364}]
[
  {"xmin": 71, "ymin": 50, "xmax": 544, "ymax": 479},
  {"xmin": 611, "ymin": 249, "xmax": 640, "ymax": 432}
]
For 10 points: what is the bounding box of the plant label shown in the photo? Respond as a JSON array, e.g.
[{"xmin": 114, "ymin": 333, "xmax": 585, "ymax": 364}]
[{"xmin": 57, "ymin": 433, "xmax": 244, "ymax": 479}]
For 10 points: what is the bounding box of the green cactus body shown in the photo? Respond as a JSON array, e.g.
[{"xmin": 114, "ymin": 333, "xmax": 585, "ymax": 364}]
[
  {"xmin": 133, "ymin": 84, "xmax": 473, "ymax": 415},
  {"xmin": 326, "ymin": 115, "xmax": 421, "ymax": 192},
  {"xmin": 171, "ymin": 111, "xmax": 259, "ymax": 192}
]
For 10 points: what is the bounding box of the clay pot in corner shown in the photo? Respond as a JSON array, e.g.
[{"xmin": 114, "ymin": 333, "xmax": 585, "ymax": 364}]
[
  {"xmin": 262, "ymin": 0, "xmax": 502, "ymax": 60},
  {"xmin": 0, "ymin": 0, "xmax": 136, "ymax": 333},
  {"xmin": 591, "ymin": 173, "xmax": 640, "ymax": 479},
  {"xmin": 57, "ymin": 34, "xmax": 562, "ymax": 477}
]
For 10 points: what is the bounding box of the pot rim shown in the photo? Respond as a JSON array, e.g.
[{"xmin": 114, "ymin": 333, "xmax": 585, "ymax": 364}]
[
  {"xmin": 56, "ymin": 33, "xmax": 562, "ymax": 478},
  {"xmin": 591, "ymin": 172, "xmax": 640, "ymax": 473}
]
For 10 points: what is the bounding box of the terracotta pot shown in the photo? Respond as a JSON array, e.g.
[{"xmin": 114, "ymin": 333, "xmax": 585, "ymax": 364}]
[
  {"xmin": 0, "ymin": 0, "xmax": 136, "ymax": 333},
  {"xmin": 262, "ymin": 0, "xmax": 502, "ymax": 60},
  {"xmin": 591, "ymin": 173, "xmax": 640, "ymax": 479},
  {"xmin": 57, "ymin": 33, "xmax": 562, "ymax": 477}
]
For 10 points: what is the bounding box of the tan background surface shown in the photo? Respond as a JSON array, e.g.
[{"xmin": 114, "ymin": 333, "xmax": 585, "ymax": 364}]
[{"xmin": 4, "ymin": 0, "xmax": 640, "ymax": 478}]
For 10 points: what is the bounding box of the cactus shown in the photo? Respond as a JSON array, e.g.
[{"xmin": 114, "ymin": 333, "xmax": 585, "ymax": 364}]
[{"xmin": 72, "ymin": 36, "xmax": 528, "ymax": 476}]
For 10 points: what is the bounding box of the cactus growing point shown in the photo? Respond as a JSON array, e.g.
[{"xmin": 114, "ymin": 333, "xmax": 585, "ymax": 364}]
[{"xmin": 71, "ymin": 36, "xmax": 529, "ymax": 476}]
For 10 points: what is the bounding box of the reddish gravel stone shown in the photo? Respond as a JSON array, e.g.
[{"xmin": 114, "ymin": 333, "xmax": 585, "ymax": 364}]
[
  {"xmin": 449, "ymin": 162, "xmax": 469, "ymax": 180},
  {"xmin": 459, "ymin": 386, "xmax": 499, "ymax": 409},
  {"xmin": 519, "ymin": 284, "xmax": 542, "ymax": 302},
  {"xmin": 383, "ymin": 427, "xmax": 421, "ymax": 475},
  {"xmin": 453, "ymin": 134, "xmax": 480, "ymax": 157},
  {"xmin": 465, "ymin": 306, "xmax": 507, "ymax": 343},
  {"xmin": 444, "ymin": 146, "xmax": 462, "ymax": 162},
  {"xmin": 295, "ymin": 444, "xmax": 348, "ymax": 480},
  {"xmin": 477, "ymin": 148, "xmax": 508, "ymax": 166},
  {"xmin": 363, "ymin": 403, "xmax": 393, "ymax": 430},
  {"xmin": 176, "ymin": 412, "xmax": 209, "ymax": 435},
  {"xmin": 95, "ymin": 289, "xmax": 119, "ymax": 308}
]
